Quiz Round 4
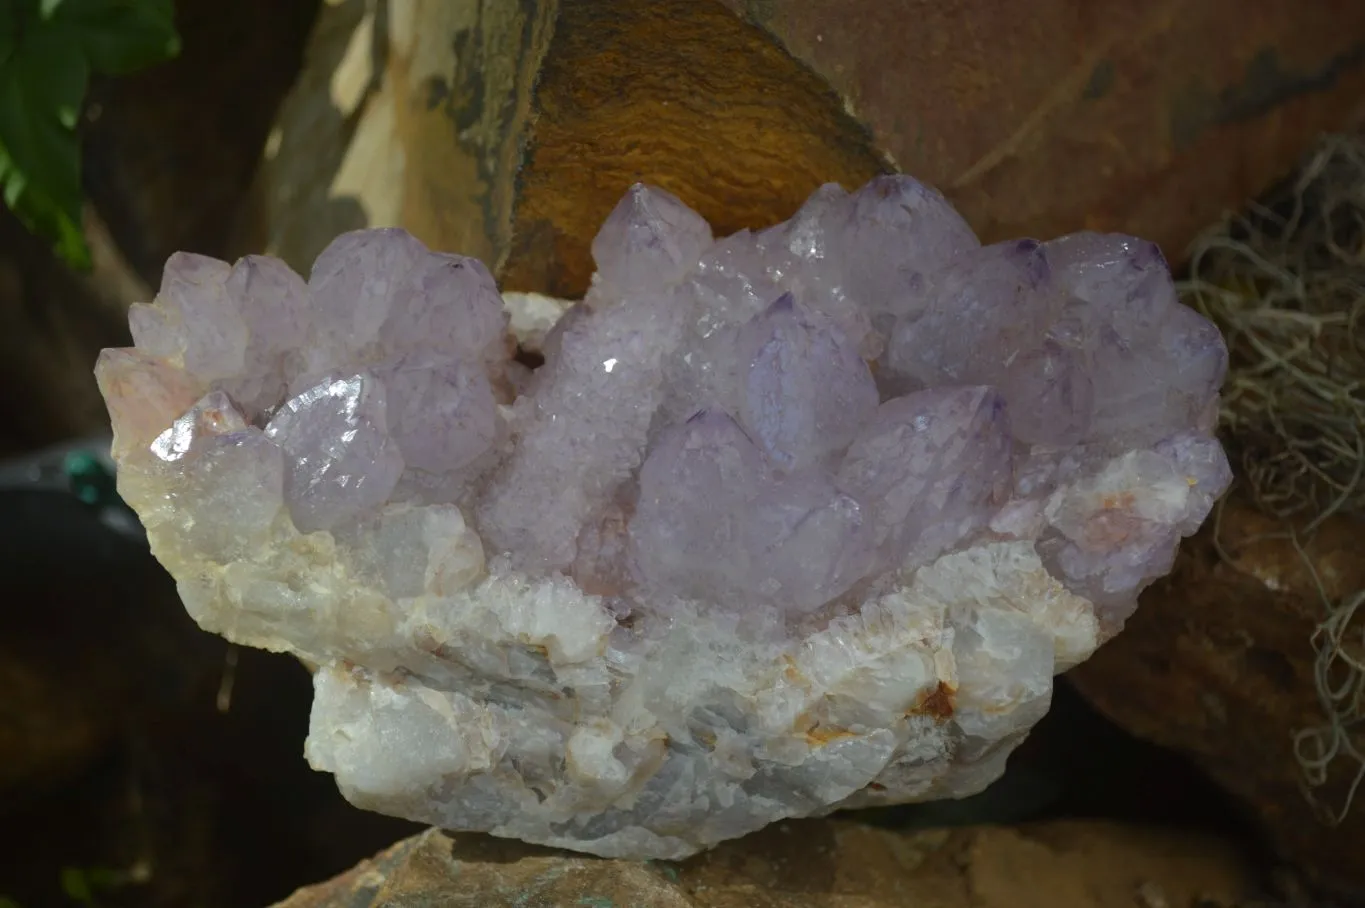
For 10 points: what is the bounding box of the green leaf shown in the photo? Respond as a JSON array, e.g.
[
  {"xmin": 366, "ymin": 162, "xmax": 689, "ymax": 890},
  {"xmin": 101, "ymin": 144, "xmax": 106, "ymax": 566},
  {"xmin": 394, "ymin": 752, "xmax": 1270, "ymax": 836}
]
[
  {"xmin": 48, "ymin": 193, "xmax": 91, "ymax": 269},
  {"xmin": 53, "ymin": 0, "xmax": 179, "ymax": 74},
  {"xmin": 0, "ymin": 2, "xmax": 22, "ymax": 66},
  {"xmin": 59, "ymin": 867, "xmax": 95, "ymax": 905},
  {"xmin": 0, "ymin": 13, "xmax": 86, "ymax": 204},
  {"xmin": 83, "ymin": 867, "xmax": 127, "ymax": 891},
  {"xmin": 58, "ymin": 865, "xmax": 131, "ymax": 906},
  {"xmin": 0, "ymin": 0, "xmax": 177, "ymax": 268},
  {"xmin": 18, "ymin": 16, "xmax": 89, "ymax": 128},
  {"xmin": 0, "ymin": 140, "xmax": 91, "ymax": 268},
  {"xmin": 0, "ymin": 10, "xmax": 89, "ymax": 266}
]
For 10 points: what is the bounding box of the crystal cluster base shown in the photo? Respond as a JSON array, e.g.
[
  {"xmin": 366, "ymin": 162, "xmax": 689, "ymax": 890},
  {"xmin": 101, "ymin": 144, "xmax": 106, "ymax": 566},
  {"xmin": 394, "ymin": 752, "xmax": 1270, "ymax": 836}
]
[{"xmin": 96, "ymin": 176, "xmax": 1231, "ymax": 859}]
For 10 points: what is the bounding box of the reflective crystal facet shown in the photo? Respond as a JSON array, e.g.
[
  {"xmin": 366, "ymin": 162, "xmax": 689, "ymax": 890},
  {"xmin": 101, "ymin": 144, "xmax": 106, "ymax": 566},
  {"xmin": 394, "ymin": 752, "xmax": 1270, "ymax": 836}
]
[{"xmin": 265, "ymin": 374, "xmax": 404, "ymax": 532}]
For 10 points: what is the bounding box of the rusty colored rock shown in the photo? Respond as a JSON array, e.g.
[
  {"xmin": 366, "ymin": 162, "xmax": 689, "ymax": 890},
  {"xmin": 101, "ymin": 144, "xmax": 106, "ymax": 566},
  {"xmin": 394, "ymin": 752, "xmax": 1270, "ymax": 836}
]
[
  {"xmin": 500, "ymin": 0, "xmax": 887, "ymax": 297},
  {"xmin": 502, "ymin": 0, "xmax": 1365, "ymax": 297},
  {"xmin": 251, "ymin": 0, "xmax": 1365, "ymax": 300},
  {"xmin": 719, "ymin": 0, "xmax": 1365, "ymax": 260},
  {"xmin": 274, "ymin": 819, "xmax": 1257, "ymax": 908},
  {"xmin": 248, "ymin": 0, "xmax": 882, "ymax": 289},
  {"xmin": 1069, "ymin": 494, "xmax": 1365, "ymax": 900}
]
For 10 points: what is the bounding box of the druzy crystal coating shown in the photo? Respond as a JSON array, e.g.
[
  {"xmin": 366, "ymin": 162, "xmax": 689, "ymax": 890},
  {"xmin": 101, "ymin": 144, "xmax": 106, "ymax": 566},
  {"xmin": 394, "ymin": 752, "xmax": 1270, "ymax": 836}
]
[{"xmin": 96, "ymin": 176, "xmax": 1231, "ymax": 859}]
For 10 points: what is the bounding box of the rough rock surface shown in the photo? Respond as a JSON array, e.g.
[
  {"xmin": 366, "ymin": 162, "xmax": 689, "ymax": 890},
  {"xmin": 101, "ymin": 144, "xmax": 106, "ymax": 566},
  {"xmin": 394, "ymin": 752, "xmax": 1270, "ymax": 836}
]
[
  {"xmin": 248, "ymin": 0, "xmax": 1365, "ymax": 300},
  {"xmin": 97, "ymin": 177, "xmax": 1230, "ymax": 859},
  {"xmin": 1070, "ymin": 494, "xmax": 1365, "ymax": 900},
  {"xmin": 273, "ymin": 819, "xmax": 1259, "ymax": 908}
]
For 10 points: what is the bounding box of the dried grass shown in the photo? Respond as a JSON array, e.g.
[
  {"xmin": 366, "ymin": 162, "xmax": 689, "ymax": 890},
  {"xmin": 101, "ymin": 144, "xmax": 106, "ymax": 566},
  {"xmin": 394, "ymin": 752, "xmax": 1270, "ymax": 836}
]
[{"xmin": 1181, "ymin": 133, "xmax": 1365, "ymax": 824}]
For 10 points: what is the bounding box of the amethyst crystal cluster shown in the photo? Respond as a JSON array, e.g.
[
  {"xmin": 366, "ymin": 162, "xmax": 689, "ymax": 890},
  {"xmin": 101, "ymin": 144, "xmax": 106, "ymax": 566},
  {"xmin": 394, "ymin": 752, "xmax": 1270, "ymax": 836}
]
[{"xmin": 96, "ymin": 176, "xmax": 1230, "ymax": 859}]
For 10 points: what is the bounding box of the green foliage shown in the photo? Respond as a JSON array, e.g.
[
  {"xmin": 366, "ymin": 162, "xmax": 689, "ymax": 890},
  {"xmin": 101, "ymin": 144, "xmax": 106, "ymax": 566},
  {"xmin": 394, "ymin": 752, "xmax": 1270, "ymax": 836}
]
[
  {"xmin": 60, "ymin": 865, "xmax": 130, "ymax": 906},
  {"xmin": 0, "ymin": 0, "xmax": 179, "ymax": 269}
]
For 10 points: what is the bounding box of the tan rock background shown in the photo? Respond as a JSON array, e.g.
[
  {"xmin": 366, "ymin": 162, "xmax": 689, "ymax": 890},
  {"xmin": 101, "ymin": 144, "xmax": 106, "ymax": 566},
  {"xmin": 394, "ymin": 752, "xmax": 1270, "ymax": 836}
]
[{"xmin": 276, "ymin": 820, "xmax": 1258, "ymax": 908}]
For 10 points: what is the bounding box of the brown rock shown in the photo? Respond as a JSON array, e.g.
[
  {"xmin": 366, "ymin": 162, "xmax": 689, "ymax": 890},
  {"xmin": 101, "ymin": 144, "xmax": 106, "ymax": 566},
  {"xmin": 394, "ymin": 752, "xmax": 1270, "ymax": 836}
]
[
  {"xmin": 274, "ymin": 819, "xmax": 1257, "ymax": 908},
  {"xmin": 499, "ymin": 0, "xmax": 886, "ymax": 297},
  {"xmin": 251, "ymin": 0, "xmax": 1365, "ymax": 298},
  {"xmin": 720, "ymin": 0, "xmax": 1365, "ymax": 260},
  {"xmin": 1069, "ymin": 494, "xmax": 1365, "ymax": 899}
]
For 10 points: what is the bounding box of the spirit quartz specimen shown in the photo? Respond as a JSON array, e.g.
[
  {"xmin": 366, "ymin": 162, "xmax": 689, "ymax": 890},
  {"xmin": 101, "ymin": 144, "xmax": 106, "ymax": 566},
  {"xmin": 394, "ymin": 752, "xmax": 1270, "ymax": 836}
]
[{"xmin": 96, "ymin": 176, "xmax": 1231, "ymax": 859}]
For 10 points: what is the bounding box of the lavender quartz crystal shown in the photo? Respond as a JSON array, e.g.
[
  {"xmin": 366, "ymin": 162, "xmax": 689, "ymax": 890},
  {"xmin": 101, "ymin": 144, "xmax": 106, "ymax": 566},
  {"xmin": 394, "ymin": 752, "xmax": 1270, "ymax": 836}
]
[{"xmin": 95, "ymin": 175, "xmax": 1231, "ymax": 859}]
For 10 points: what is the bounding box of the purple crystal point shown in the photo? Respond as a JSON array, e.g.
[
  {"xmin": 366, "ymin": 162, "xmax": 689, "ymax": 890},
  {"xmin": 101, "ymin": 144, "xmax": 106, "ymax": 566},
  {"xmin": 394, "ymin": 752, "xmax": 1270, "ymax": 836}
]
[
  {"xmin": 884, "ymin": 239, "xmax": 1057, "ymax": 388},
  {"xmin": 743, "ymin": 469, "xmax": 876, "ymax": 613},
  {"xmin": 1000, "ymin": 339, "xmax": 1095, "ymax": 446},
  {"xmin": 733, "ymin": 293, "xmax": 879, "ymax": 471},
  {"xmin": 1041, "ymin": 449, "xmax": 1189, "ymax": 619},
  {"xmin": 306, "ymin": 229, "xmax": 508, "ymax": 374},
  {"xmin": 376, "ymin": 253, "xmax": 508, "ymax": 362},
  {"xmin": 686, "ymin": 228, "xmax": 784, "ymax": 332},
  {"xmin": 1087, "ymin": 302, "xmax": 1228, "ymax": 446},
  {"xmin": 265, "ymin": 373, "xmax": 404, "ymax": 532},
  {"xmin": 1155, "ymin": 431, "xmax": 1234, "ymax": 533},
  {"xmin": 229, "ymin": 254, "xmax": 310, "ymax": 350},
  {"xmin": 221, "ymin": 254, "xmax": 312, "ymax": 413},
  {"xmin": 837, "ymin": 386, "xmax": 1013, "ymax": 571},
  {"xmin": 150, "ymin": 389, "xmax": 253, "ymax": 463},
  {"xmin": 1045, "ymin": 231, "xmax": 1174, "ymax": 346},
  {"xmin": 591, "ymin": 183, "xmax": 714, "ymax": 295},
  {"xmin": 132, "ymin": 252, "xmax": 246, "ymax": 381},
  {"xmin": 764, "ymin": 182, "xmax": 854, "ymax": 262},
  {"xmin": 842, "ymin": 175, "xmax": 980, "ymax": 315},
  {"xmin": 476, "ymin": 292, "xmax": 686, "ymax": 572},
  {"xmin": 372, "ymin": 354, "xmax": 498, "ymax": 474},
  {"xmin": 96, "ymin": 348, "xmax": 206, "ymax": 461},
  {"xmin": 628, "ymin": 409, "xmax": 768, "ymax": 601},
  {"xmin": 306, "ymin": 228, "xmax": 426, "ymax": 358}
]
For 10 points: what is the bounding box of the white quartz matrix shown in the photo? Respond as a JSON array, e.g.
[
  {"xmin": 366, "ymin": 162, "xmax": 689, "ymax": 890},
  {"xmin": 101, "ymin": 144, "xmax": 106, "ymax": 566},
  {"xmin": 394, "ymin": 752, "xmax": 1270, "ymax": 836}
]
[{"xmin": 95, "ymin": 176, "xmax": 1231, "ymax": 859}]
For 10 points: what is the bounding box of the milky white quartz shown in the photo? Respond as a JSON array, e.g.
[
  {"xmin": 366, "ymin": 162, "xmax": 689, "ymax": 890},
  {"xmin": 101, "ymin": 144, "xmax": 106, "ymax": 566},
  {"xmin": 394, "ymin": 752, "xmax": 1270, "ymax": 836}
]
[{"xmin": 95, "ymin": 176, "xmax": 1231, "ymax": 859}]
